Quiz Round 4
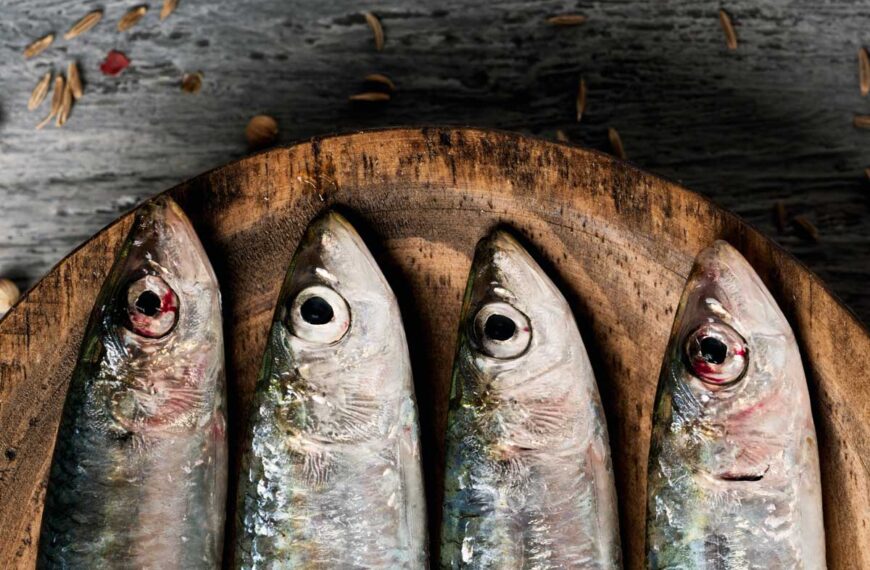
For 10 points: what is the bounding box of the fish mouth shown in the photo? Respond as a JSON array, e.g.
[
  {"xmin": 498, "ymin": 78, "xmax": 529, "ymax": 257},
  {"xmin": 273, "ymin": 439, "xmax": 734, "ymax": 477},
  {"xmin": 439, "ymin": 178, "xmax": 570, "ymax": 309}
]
[{"xmin": 716, "ymin": 464, "xmax": 769, "ymax": 482}]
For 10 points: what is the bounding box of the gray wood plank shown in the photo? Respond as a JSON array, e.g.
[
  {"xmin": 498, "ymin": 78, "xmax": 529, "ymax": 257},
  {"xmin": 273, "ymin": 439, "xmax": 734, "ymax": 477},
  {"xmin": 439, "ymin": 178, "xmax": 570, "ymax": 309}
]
[{"xmin": 1, "ymin": 0, "xmax": 868, "ymax": 322}]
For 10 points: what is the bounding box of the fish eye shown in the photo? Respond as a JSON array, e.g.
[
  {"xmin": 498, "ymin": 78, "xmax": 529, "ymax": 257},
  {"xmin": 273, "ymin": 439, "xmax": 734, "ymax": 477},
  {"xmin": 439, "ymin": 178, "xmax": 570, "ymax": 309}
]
[
  {"xmin": 683, "ymin": 321, "xmax": 748, "ymax": 386},
  {"xmin": 472, "ymin": 302, "xmax": 531, "ymax": 359},
  {"xmin": 124, "ymin": 275, "xmax": 179, "ymax": 338},
  {"xmin": 288, "ymin": 285, "xmax": 350, "ymax": 344}
]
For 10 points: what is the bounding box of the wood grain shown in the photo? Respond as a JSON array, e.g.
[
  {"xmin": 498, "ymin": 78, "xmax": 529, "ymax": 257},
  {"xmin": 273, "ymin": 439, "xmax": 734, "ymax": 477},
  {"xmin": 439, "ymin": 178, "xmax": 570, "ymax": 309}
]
[
  {"xmin": 0, "ymin": 0, "xmax": 868, "ymax": 325},
  {"xmin": 0, "ymin": 128, "xmax": 867, "ymax": 569}
]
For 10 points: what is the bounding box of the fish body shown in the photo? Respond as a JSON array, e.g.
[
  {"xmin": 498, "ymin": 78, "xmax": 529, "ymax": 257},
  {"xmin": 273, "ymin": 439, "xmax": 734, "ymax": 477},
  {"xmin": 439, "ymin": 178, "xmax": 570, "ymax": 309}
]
[
  {"xmin": 645, "ymin": 240, "xmax": 825, "ymax": 569},
  {"xmin": 37, "ymin": 197, "xmax": 227, "ymax": 569},
  {"xmin": 440, "ymin": 231, "xmax": 622, "ymax": 570},
  {"xmin": 234, "ymin": 212, "xmax": 427, "ymax": 569}
]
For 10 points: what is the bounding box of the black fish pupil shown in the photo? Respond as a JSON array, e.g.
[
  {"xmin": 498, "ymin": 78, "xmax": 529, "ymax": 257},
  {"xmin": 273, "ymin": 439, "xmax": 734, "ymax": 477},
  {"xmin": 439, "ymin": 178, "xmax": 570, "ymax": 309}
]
[
  {"xmin": 699, "ymin": 336, "xmax": 728, "ymax": 364},
  {"xmin": 135, "ymin": 290, "xmax": 161, "ymax": 317},
  {"xmin": 301, "ymin": 296, "xmax": 334, "ymax": 325},
  {"xmin": 484, "ymin": 314, "xmax": 516, "ymax": 341}
]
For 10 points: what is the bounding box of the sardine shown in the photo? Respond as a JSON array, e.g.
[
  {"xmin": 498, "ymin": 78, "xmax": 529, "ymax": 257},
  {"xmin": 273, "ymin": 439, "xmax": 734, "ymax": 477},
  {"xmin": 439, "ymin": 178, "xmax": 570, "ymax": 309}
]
[
  {"xmin": 37, "ymin": 197, "xmax": 227, "ymax": 568},
  {"xmin": 234, "ymin": 211, "xmax": 427, "ymax": 569},
  {"xmin": 440, "ymin": 230, "xmax": 622, "ymax": 569},
  {"xmin": 645, "ymin": 240, "xmax": 825, "ymax": 569}
]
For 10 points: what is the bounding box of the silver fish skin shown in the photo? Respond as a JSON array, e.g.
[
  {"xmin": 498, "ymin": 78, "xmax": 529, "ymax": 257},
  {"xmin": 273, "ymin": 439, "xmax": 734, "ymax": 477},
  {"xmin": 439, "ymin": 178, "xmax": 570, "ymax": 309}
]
[
  {"xmin": 440, "ymin": 230, "xmax": 622, "ymax": 570},
  {"xmin": 645, "ymin": 240, "xmax": 825, "ymax": 569},
  {"xmin": 37, "ymin": 197, "xmax": 227, "ymax": 569},
  {"xmin": 234, "ymin": 211, "xmax": 427, "ymax": 569}
]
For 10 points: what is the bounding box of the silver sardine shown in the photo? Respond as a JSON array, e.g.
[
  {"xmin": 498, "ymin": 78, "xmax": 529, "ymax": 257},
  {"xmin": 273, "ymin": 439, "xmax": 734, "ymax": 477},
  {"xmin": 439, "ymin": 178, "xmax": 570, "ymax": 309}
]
[
  {"xmin": 37, "ymin": 197, "xmax": 227, "ymax": 568},
  {"xmin": 440, "ymin": 230, "xmax": 622, "ymax": 569},
  {"xmin": 645, "ymin": 240, "xmax": 825, "ymax": 569},
  {"xmin": 234, "ymin": 211, "xmax": 427, "ymax": 569}
]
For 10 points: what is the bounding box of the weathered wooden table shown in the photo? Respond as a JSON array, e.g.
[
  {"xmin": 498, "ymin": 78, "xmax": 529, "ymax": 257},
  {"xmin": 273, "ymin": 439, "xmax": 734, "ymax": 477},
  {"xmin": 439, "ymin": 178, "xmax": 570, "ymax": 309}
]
[{"xmin": 1, "ymin": 0, "xmax": 868, "ymax": 323}]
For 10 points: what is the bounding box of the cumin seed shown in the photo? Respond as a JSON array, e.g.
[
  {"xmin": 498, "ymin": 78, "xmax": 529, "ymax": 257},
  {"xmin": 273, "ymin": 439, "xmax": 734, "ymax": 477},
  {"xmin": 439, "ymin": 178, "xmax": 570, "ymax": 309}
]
[
  {"xmin": 65, "ymin": 10, "xmax": 102, "ymax": 40},
  {"xmin": 719, "ymin": 9, "xmax": 737, "ymax": 50},
  {"xmin": 364, "ymin": 12, "xmax": 384, "ymax": 51},
  {"xmin": 28, "ymin": 72, "xmax": 52, "ymax": 111}
]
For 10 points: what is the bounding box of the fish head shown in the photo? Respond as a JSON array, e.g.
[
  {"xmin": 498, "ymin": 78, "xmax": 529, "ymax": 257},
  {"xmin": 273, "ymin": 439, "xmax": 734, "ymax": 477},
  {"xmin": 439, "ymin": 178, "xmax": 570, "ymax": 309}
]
[
  {"xmin": 274, "ymin": 211, "xmax": 404, "ymax": 441},
  {"xmin": 457, "ymin": 230, "xmax": 588, "ymax": 449},
  {"xmin": 90, "ymin": 197, "xmax": 223, "ymax": 434},
  {"xmin": 662, "ymin": 240, "xmax": 808, "ymax": 482}
]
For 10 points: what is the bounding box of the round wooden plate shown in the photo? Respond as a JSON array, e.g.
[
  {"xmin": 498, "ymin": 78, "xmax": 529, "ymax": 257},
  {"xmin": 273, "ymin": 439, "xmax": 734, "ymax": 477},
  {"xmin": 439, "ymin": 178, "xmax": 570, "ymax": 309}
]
[{"xmin": 0, "ymin": 128, "xmax": 866, "ymax": 569}]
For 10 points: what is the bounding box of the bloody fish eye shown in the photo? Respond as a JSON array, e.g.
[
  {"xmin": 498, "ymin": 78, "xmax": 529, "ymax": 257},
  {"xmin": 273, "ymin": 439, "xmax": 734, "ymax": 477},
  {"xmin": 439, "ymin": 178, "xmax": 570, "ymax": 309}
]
[
  {"xmin": 124, "ymin": 275, "xmax": 179, "ymax": 338},
  {"xmin": 472, "ymin": 302, "xmax": 531, "ymax": 359},
  {"xmin": 683, "ymin": 321, "xmax": 748, "ymax": 386},
  {"xmin": 289, "ymin": 285, "xmax": 350, "ymax": 344}
]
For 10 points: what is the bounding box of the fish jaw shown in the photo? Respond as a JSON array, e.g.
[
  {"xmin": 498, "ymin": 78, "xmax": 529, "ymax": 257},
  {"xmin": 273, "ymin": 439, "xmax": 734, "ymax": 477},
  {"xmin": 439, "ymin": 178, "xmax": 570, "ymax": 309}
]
[
  {"xmin": 646, "ymin": 240, "xmax": 825, "ymax": 568},
  {"xmin": 441, "ymin": 229, "xmax": 622, "ymax": 568}
]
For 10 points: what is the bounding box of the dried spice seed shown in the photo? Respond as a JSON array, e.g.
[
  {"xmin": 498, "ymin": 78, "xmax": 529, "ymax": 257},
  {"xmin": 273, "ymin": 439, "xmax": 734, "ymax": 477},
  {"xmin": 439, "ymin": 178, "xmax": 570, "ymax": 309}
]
[
  {"xmin": 364, "ymin": 12, "xmax": 384, "ymax": 51},
  {"xmin": 576, "ymin": 78, "xmax": 587, "ymax": 122},
  {"xmin": 28, "ymin": 72, "xmax": 52, "ymax": 111},
  {"xmin": 68, "ymin": 62, "xmax": 83, "ymax": 100},
  {"xmin": 859, "ymin": 48, "xmax": 870, "ymax": 97},
  {"xmin": 100, "ymin": 50, "xmax": 131, "ymax": 76},
  {"xmin": 555, "ymin": 130, "xmax": 569, "ymax": 142},
  {"xmin": 181, "ymin": 72, "xmax": 203, "ymax": 93},
  {"xmin": 24, "ymin": 34, "xmax": 54, "ymax": 58},
  {"xmin": 364, "ymin": 73, "xmax": 396, "ymax": 91},
  {"xmin": 774, "ymin": 201, "xmax": 787, "ymax": 234},
  {"xmin": 37, "ymin": 75, "xmax": 65, "ymax": 129},
  {"xmin": 349, "ymin": 92, "xmax": 391, "ymax": 102},
  {"xmin": 792, "ymin": 215, "xmax": 819, "ymax": 243},
  {"xmin": 246, "ymin": 115, "xmax": 278, "ymax": 149},
  {"xmin": 719, "ymin": 9, "xmax": 737, "ymax": 50},
  {"xmin": 608, "ymin": 127, "xmax": 626, "ymax": 159},
  {"xmin": 853, "ymin": 115, "xmax": 870, "ymax": 129},
  {"xmin": 546, "ymin": 14, "xmax": 587, "ymax": 26},
  {"xmin": 161, "ymin": 0, "xmax": 179, "ymax": 20},
  {"xmin": 65, "ymin": 10, "xmax": 102, "ymax": 40},
  {"xmin": 118, "ymin": 5, "xmax": 148, "ymax": 32},
  {"xmin": 0, "ymin": 278, "xmax": 21, "ymax": 316},
  {"xmin": 56, "ymin": 80, "xmax": 73, "ymax": 127}
]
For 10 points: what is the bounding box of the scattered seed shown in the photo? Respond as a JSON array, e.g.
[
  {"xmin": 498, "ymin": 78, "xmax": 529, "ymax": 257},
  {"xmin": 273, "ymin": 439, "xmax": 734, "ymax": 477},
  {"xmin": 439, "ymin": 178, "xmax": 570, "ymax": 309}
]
[
  {"xmin": 774, "ymin": 201, "xmax": 787, "ymax": 234},
  {"xmin": 555, "ymin": 130, "xmax": 569, "ymax": 142},
  {"xmin": 24, "ymin": 34, "xmax": 54, "ymax": 58},
  {"xmin": 37, "ymin": 75, "xmax": 65, "ymax": 129},
  {"xmin": 0, "ymin": 278, "xmax": 21, "ymax": 316},
  {"xmin": 792, "ymin": 215, "xmax": 819, "ymax": 242},
  {"xmin": 719, "ymin": 9, "xmax": 737, "ymax": 50},
  {"xmin": 364, "ymin": 12, "xmax": 384, "ymax": 51},
  {"xmin": 28, "ymin": 72, "xmax": 52, "ymax": 111},
  {"xmin": 576, "ymin": 78, "xmax": 587, "ymax": 122},
  {"xmin": 181, "ymin": 72, "xmax": 203, "ymax": 93},
  {"xmin": 118, "ymin": 5, "xmax": 148, "ymax": 32},
  {"xmin": 246, "ymin": 115, "xmax": 278, "ymax": 149},
  {"xmin": 853, "ymin": 115, "xmax": 870, "ymax": 129},
  {"xmin": 65, "ymin": 10, "xmax": 102, "ymax": 40},
  {"xmin": 56, "ymin": 80, "xmax": 73, "ymax": 127},
  {"xmin": 68, "ymin": 61, "xmax": 83, "ymax": 100},
  {"xmin": 859, "ymin": 48, "xmax": 870, "ymax": 96},
  {"xmin": 364, "ymin": 73, "xmax": 396, "ymax": 91},
  {"xmin": 349, "ymin": 92, "xmax": 391, "ymax": 102},
  {"xmin": 546, "ymin": 14, "xmax": 587, "ymax": 26},
  {"xmin": 161, "ymin": 0, "xmax": 179, "ymax": 20},
  {"xmin": 100, "ymin": 50, "xmax": 131, "ymax": 76},
  {"xmin": 608, "ymin": 127, "xmax": 626, "ymax": 159}
]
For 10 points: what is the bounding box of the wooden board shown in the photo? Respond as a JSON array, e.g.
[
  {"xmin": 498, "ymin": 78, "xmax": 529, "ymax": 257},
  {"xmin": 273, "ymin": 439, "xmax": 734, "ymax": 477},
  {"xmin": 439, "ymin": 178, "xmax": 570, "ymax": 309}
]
[{"xmin": 0, "ymin": 128, "xmax": 866, "ymax": 569}]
